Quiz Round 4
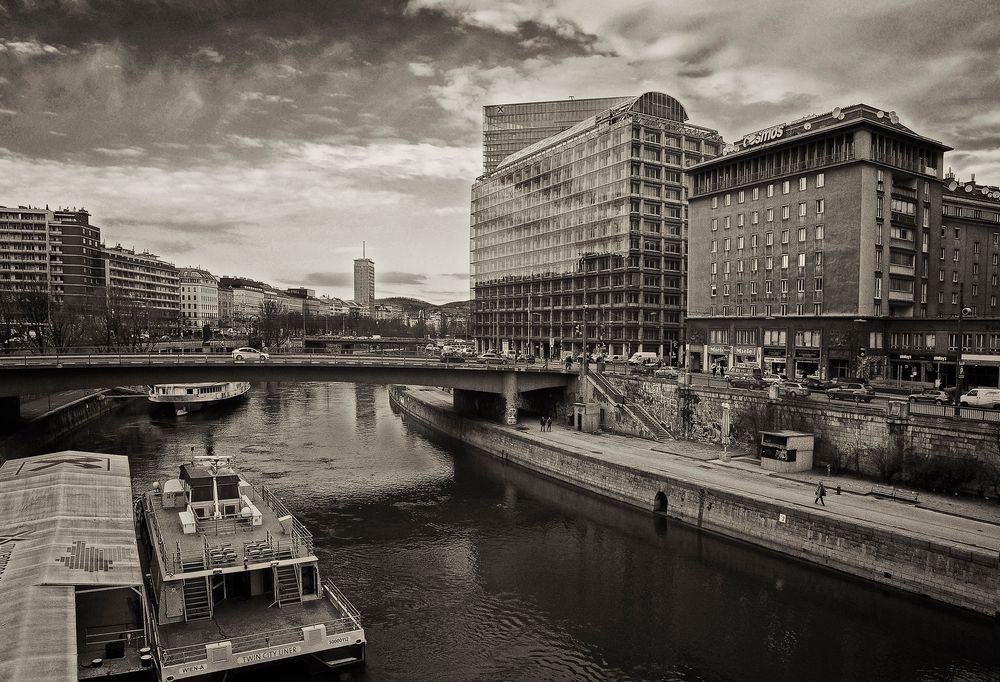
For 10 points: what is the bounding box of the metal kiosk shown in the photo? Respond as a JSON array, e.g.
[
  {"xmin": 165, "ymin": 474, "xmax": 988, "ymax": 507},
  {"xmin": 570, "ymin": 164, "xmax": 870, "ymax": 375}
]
[{"xmin": 759, "ymin": 430, "xmax": 814, "ymax": 473}]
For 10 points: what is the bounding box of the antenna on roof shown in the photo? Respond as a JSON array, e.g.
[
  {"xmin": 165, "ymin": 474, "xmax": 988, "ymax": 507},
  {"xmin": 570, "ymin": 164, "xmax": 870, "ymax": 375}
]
[{"xmin": 363, "ymin": 240, "xmax": 366, "ymax": 259}]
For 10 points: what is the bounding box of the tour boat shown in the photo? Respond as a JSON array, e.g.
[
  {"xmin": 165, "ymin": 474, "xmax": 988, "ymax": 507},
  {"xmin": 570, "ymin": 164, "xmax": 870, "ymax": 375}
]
[
  {"xmin": 137, "ymin": 457, "xmax": 365, "ymax": 680},
  {"xmin": 148, "ymin": 382, "xmax": 251, "ymax": 416}
]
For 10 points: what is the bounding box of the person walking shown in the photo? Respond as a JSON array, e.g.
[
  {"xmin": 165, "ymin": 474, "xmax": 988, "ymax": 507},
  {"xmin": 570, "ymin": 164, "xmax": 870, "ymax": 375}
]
[
  {"xmin": 814, "ymin": 481, "xmax": 827, "ymax": 506},
  {"xmin": 711, "ymin": 363, "xmax": 718, "ymax": 377},
  {"xmin": 540, "ymin": 415, "xmax": 546, "ymax": 432}
]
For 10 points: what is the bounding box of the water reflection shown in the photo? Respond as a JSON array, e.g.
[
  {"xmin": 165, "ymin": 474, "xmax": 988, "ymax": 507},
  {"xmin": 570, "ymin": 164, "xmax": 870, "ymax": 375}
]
[{"xmin": 44, "ymin": 383, "xmax": 1000, "ymax": 682}]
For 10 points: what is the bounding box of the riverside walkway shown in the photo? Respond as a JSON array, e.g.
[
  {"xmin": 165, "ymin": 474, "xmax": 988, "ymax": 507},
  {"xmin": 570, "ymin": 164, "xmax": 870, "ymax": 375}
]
[{"xmin": 409, "ymin": 387, "xmax": 1000, "ymax": 556}]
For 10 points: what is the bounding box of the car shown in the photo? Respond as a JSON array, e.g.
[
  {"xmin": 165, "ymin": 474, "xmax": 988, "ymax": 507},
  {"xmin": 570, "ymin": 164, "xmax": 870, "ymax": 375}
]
[
  {"xmin": 908, "ymin": 389, "xmax": 951, "ymax": 405},
  {"xmin": 606, "ymin": 354, "xmax": 625, "ymax": 362},
  {"xmin": 654, "ymin": 367, "xmax": 680, "ymax": 379},
  {"xmin": 440, "ymin": 351, "xmax": 465, "ymax": 362},
  {"xmin": 778, "ymin": 381, "xmax": 811, "ymax": 398},
  {"xmin": 804, "ymin": 376, "xmax": 834, "ymax": 391},
  {"xmin": 232, "ymin": 347, "xmax": 269, "ymax": 361},
  {"xmin": 762, "ymin": 373, "xmax": 786, "ymax": 384},
  {"xmin": 725, "ymin": 366, "xmax": 764, "ymax": 383},
  {"xmin": 425, "ymin": 343, "xmax": 438, "ymax": 352},
  {"xmin": 477, "ymin": 352, "xmax": 506, "ymax": 365},
  {"xmin": 958, "ymin": 387, "xmax": 1000, "ymax": 408},
  {"xmin": 827, "ymin": 382, "xmax": 875, "ymax": 402},
  {"xmin": 729, "ymin": 376, "xmax": 768, "ymax": 390},
  {"xmin": 516, "ymin": 353, "xmax": 536, "ymax": 364}
]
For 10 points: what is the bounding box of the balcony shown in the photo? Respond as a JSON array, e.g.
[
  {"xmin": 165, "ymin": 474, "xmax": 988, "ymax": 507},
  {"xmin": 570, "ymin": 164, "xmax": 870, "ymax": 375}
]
[
  {"xmin": 890, "ymin": 211, "xmax": 916, "ymax": 226},
  {"xmin": 692, "ymin": 151, "xmax": 855, "ymax": 195},
  {"xmin": 889, "ymin": 264, "xmax": 915, "ymax": 277},
  {"xmin": 887, "ymin": 290, "xmax": 913, "ymax": 302}
]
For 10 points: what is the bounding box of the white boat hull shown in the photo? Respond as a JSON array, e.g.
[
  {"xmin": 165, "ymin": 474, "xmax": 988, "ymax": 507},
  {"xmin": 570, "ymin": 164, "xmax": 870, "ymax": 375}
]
[{"xmin": 148, "ymin": 382, "xmax": 251, "ymax": 416}]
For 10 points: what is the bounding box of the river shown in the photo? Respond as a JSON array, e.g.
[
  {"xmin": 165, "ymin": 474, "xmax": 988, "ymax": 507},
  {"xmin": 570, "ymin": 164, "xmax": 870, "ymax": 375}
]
[{"xmin": 48, "ymin": 382, "xmax": 1000, "ymax": 681}]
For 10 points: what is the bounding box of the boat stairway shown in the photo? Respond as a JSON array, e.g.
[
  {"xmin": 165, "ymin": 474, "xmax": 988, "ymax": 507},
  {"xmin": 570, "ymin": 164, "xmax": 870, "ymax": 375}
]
[
  {"xmin": 272, "ymin": 564, "xmax": 301, "ymax": 608},
  {"xmin": 183, "ymin": 577, "xmax": 212, "ymax": 621}
]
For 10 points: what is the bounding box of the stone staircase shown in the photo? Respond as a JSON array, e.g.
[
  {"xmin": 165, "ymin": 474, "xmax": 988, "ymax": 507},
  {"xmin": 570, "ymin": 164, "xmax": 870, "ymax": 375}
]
[
  {"xmin": 183, "ymin": 577, "xmax": 212, "ymax": 621},
  {"xmin": 588, "ymin": 372, "xmax": 672, "ymax": 441},
  {"xmin": 272, "ymin": 563, "xmax": 301, "ymax": 608}
]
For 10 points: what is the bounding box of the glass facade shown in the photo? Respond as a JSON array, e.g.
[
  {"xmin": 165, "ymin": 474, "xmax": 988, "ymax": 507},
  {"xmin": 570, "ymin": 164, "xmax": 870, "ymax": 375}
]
[
  {"xmin": 482, "ymin": 97, "xmax": 632, "ymax": 175},
  {"xmin": 471, "ymin": 92, "xmax": 722, "ymax": 359}
]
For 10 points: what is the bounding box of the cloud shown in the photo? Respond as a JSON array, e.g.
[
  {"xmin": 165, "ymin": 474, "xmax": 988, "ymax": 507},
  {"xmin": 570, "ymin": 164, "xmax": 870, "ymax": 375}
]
[
  {"xmin": 194, "ymin": 46, "xmax": 224, "ymax": 63},
  {"xmin": 0, "ymin": 39, "xmax": 66, "ymax": 57},
  {"xmin": 0, "ymin": 108, "xmax": 17, "ymax": 116},
  {"xmin": 380, "ymin": 271, "xmax": 428, "ymax": 285},
  {"xmin": 442, "ymin": 272, "xmax": 468, "ymax": 279},
  {"xmin": 408, "ymin": 62, "xmax": 435, "ymax": 77},
  {"xmin": 302, "ymin": 272, "xmax": 352, "ymax": 287},
  {"xmin": 240, "ymin": 91, "xmax": 294, "ymax": 104},
  {"xmin": 93, "ymin": 146, "xmax": 146, "ymax": 158}
]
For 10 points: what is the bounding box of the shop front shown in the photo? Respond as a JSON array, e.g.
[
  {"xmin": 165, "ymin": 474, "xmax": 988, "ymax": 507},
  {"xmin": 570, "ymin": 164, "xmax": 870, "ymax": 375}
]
[
  {"xmin": 762, "ymin": 347, "xmax": 788, "ymax": 376},
  {"xmin": 707, "ymin": 344, "xmax": 732, "ymax": 374},
  {"xmin": 686, "ymin": 344, "xmax": 705, "ymax": 372},
  {"xmin": 889, "ymin": 353, "xmax": 929, "ymax": 383},
  {"xmin": 792, "ymin": 349, "xmax": 821, "ymax": 379},
  {"xmin": 961, "ymin": 353, "xmax": 1000, "ymax": 388},
  {"xmin": 827, "ymin": 350, "xmax": 851, "ymax": 379},
  {"xmin": 733, "ymin": 345, "xmax": 760, "ymax": 368}
]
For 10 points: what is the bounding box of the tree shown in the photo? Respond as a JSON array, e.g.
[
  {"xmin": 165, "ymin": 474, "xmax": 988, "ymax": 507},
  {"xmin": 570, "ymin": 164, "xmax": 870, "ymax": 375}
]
[{"xmin": 257, "ymin": 299, "xmax": 290, "ymax": 349}]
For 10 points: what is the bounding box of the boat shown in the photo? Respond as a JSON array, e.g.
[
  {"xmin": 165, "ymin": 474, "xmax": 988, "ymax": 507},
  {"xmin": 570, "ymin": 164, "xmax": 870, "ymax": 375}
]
[
  {"xmin": 148, "ymin": 382, "xmax": 251, "ymax": 416},
  {"xmin": 137, "ymin": 456, "xmax": 365, "ymax": 680}
]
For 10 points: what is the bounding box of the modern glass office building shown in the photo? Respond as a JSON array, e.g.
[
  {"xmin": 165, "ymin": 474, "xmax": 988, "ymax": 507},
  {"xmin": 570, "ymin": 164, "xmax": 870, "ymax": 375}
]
[
  {"xmin": 482, "ymin": 96, "xmax": 633, "ymax": 175},
  {"xmin": 470, "ymin": 92, "xmax": 723, "ymax": 360}
]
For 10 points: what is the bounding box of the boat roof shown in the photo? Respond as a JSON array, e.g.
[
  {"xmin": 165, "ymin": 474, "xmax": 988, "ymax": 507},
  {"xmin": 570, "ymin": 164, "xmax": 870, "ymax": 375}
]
[{"xmin": 0, "ymin": 451, "xmax": 141, "ymax": 682}]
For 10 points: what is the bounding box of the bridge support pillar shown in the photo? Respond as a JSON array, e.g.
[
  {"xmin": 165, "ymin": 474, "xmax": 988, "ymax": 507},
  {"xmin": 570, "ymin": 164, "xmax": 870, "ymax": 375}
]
[
  {"xmin": 502, "ymin": 372, "xmax": 519, "ymax": 425},
  {"xmin": 0, "ymin": 396, "xmax": 20, "ymax": 429}
]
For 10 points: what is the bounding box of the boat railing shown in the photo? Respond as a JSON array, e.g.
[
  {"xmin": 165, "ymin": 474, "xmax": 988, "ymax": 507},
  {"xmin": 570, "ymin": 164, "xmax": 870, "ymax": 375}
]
[
  {"xmin": 250, "ymin": 484, "xmax": 315, "ymax": 557},
  {"xmin": 324, "ymin": 579, "xmax": 362, "ymax": 626},
  {"xmin": 144, "ymin": 493, "xmax": 171, "ymax": 574},
  {"xmin": 158, "ymin": 616, "xmax": 362, "ymax": 666},
  {"xmin": 84, "ymin": 623, "xmax": 147, "ymax": 650},
  {"xmin": 197, "ymin": 515, "xmax": 254, "ymax": 536},
  {"xmin": 205, "ymin": 537, "xmax": 240, "ymax": 568},
  {"xmin": 175, "ymin": 540, "xmax": 205, "ymax": 573}
]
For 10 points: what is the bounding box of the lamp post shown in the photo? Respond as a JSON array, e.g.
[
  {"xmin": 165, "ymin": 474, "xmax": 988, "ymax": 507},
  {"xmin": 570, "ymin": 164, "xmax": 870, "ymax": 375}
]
[{"xmin": 955, "ymin": 283, "xmax": 969, "ymax": 416}]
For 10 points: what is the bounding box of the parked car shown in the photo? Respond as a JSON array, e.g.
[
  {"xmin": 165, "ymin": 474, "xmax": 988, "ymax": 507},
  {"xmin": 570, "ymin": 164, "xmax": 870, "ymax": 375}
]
[
  {"xmin": 958, "ymin": 387, "xmax": 1000, "ymax": 408},
  {"xmin": 778, "ymin": 381, "xmax": 811, "ymax": 398},
  {"xmin": 516, "ymin": 353, "xmax": 536, "ymax": 364},
  {"xmin": 908, "ymin": 388, "xmax": 951, "ymax": 405},
  {"xmin": 762, "ymin": 373, "xmax": 786, "ymax": 384},
  {"xmin": 606, "ymin": 354, "xmax": 625, "ymax": 362},
  {"xmin": 729, "ymin": 376, "xmax": 767, "ymax": 390},
  {"xmin": 477, "ymin": 351, "xmax": 506, "ymax": 365},
  {"xmin": 630, "ymin": 364, "xmax": 655, "ymax": 376},
  {"xmin": 628, "ymin": 351, "xmax": 659, "ymax": 365},
  {"xmin": 232, "ymin": 347, "xmax": 269, "ymax": 361},
  {"xmin": 804, "ymin": 376, "xmax": 834, "ymax": 391},
  {"xmin": 725, "ymin": 366, "xmax": 763, "ymax": 383},
  {"xmin": 827, "ymin": 382, "xmax": 875, "ymax": 402},
  {"xmin": 654, "ymin": 367, "xmax": 680, "ymax": 379},
  {"xmin": 440, "ymin": 350, "xmax": 465, "ymax": 362}
]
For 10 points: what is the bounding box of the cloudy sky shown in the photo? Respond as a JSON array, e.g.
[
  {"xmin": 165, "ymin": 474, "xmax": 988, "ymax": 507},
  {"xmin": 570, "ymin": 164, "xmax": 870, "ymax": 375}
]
[{"xmin": 1, "ymin": 0, "xmax": 998, "ymax": 303}]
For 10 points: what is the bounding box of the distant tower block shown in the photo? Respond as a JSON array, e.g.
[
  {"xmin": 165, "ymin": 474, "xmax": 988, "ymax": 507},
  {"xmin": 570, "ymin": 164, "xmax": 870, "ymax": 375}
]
[{"xmin": 354, "ymin": 243, "xmax": 375, "ymax": 313}]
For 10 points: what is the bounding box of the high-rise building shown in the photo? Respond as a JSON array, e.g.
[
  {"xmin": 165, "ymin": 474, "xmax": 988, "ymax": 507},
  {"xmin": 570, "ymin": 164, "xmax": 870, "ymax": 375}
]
[
  {"xmin": 0, "ymin": 205, "xmax": 103, "ymax": 302},
  {"xmin": 179, "ymin": 267, "xmax": 219, "ymax": 330},
  {"xmin": 482, "ymin": 96, "xmax": 632, "ymax": 175},
  {"xmin": 102, "ymin": 244, "xmax": 180, "ymax": 325},
  {"xmin": 470, "ymin": 92, "xmax": 723, "ymax": 360},
  {"xmin": 353, "ymin": 257, "xmax": 375, "ymax": 312},
  {"xmin": 683, "ymin": 104, "xmax": 999, "ymax": 385}
]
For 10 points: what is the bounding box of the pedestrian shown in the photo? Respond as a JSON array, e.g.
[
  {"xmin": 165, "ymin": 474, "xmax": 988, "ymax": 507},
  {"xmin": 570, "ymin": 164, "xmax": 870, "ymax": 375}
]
[
  {"xmin": 711, "ymin": 363, "xmax": 718, "ymax": 377},
  {"xmin": 719, "ymin": 365, "xmax": 726, "ymax": 378},
  {"xmin": 540, "ymin": 415, "xmax": 545, "ymax": 432},
  {"xmin": 545, "ymin": 416, "xmax": 552, "ymax": 431},
  {"xmin": 814, "ymin": 481, "xmax": 826, "ymax": 506}
]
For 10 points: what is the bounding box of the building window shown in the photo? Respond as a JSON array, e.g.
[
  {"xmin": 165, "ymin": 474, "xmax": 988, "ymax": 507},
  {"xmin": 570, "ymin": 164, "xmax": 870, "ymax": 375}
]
[
  {"xmin": 765, "ymin": 232, "xmax": 773, "ymax": 246},
  {"xmin": 724, "ymin": 238, "xmax": 731, "ymax": 252},
  {"xmin": 767, "ymin": 183, "xmax": 775, "ymax": 197},
  {"xmin": 874, "ymin": 278, "xmax": 882, "ymax": 298},
  {"xmin": 737, "ymin": 213, "xmax": 745, "ymax": 227},
  {"xmin": 782, "ymin": 205, "xmax": 790, "ymax": 220},
  {"xmin": 938, "ymin": 269, "xmax": 945, "ymax": 282},
  {"xmin": 752, "ymin": 187, "xmax": 760, "ymax": 201},
  {"xmin": 782, "ymin": 180, "xmax": 790, "ymax": 194},
  {"xmin": 816, "ymin": 199, "xmax": 825, "ymax": 214},
  {"xmin": 737, "ymin": 236, "xmax": 745, "ymax": 250},
  {"xmin": 815, "ymin": 277, "xmax": 823, "ymax": 291},
  {"xmin": 974, "ymin": 241, "xmax": 981, "ymax": 254},
  {"xmin": 797, "ymin": 279, "xmax": 805, "ymax": 292},
  {"xmin": 781, "ymin": 254, "xmax": 789, "ymax": 268},
  {"xmin": 781, "ymin": 230, "xmax": 789, "ymax": 244},
  {"xmin": 814, "ymin": 303, "xmax": 822, "ymax": 315},
  {"xmin": 738, "ymin": 190, "xmax": 745, "ymax": 204},
  {"xmin": 952, "ymin": 292, "xmax": 959, "ymax": 305},
  {"xmin": 711, "ymin": 240, "xmax": 717, "ymax": 253},
  {"xmin": 816, "ymin": 172, "xmax": 825, "ymax": 188},
  {"xmin": 799, "ymin": 177, "xmax": 807, "ymax": 191},
  {"xmin": 751, "ymin": 210, "xmax": 759, "ymax": 225},
  {"xmin": 766, "ymin": 208, "xmax": 774, "ymax": 222},
  {"xmin": 711, "ymin": 218, "xmax": 718, "ymax": 231},
  {"xmin": 815, "ymin": 224, "xmax": 824, "ymax": 240},
  {"xmin": 724, "ymin": 216, "xmax": 731, "ymax": 229},
  {"xmin": 765, "ymin": 256, "xmax": 774, "ymax": 270},
  {"xmin": 815, "ymin": 251, "xmax": 823, "ymax": 265},
  {"xmin": 797, "ymin": 253, "xmax": 806, "ymax": 267},
  {"xmin": 798, "ymin": 227, "xmax": 807, "ymax": 242},
  {"xmin": 725, "ymin": 193, "xmax": 732, "ymax": 206},
  {"xmin": 799, "ymin": 202, "xmax": 807, "ymax": 217},
  {"xmin": 751, "ymin": 234, "xmax": 758, "ymax": 248},
  {"xmin": 954, "ymin": 249, "xmax": 960, "ymax": 262},
  {"xmin": 711, "ymin": 196, "xmax": 718, "ymax": 209},
  {"xmin": 954, "ymin": 227, "xmax": 960, "ymax": 239},
  {"xmin": 794, "ymin": 330, "xmax": 821, "ymax": 347}
]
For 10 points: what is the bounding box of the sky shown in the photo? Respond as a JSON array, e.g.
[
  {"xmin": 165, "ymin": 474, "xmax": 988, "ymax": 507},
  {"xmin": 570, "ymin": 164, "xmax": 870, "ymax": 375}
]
[{"xmin": 1, "ymin": 0, "xmax": 999, "ymax": 304}]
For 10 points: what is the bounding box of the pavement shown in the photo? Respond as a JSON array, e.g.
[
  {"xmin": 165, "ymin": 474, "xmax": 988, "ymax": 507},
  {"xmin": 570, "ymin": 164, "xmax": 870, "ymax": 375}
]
[
  {"xmin": 410, "ymin": 387, "xmax": 1000, "ymax": 554},
  {"xmin": 16, "ymin": 389, "xmax": 106, "ymax": 422}
]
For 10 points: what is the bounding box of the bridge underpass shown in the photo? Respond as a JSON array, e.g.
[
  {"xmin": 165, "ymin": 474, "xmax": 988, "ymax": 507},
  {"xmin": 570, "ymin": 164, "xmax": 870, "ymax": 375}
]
[{"xmin": 0, "ymin": 355, "xmax": 577, "ymax": 426}]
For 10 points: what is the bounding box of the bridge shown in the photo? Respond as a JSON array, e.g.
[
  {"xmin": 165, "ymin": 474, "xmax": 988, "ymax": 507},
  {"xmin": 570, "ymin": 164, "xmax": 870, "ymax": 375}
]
[{"xmin": 0, "ymin": 353, "xmax": 577, "ymax": 425}]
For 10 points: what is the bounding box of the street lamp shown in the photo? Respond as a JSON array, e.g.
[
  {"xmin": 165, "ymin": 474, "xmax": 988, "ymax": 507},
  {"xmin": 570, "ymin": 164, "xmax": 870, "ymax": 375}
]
[{"xmin": 955, "ymin": 282, "xmax": 971, "ymax": 416}]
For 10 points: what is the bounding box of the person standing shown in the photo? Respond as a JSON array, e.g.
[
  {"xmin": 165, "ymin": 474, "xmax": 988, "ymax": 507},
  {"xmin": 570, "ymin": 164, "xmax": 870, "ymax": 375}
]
[
  {"xmin": 540, "ymin": 415, "xmax": 546, "ymax": 432},
  {"xmin": 545, "ymin": 416, "xmax": 552, "ymax": 432},
  {"xmin": 814, "ymin": 481, "xmax": 827, "ymax": 506}
]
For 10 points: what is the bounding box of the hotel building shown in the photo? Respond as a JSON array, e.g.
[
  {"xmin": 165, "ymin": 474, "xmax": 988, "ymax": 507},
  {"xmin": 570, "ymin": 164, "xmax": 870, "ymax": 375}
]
[
  {"xmin": 470, "ymin": 92, "xmax": 723, "ymax": 359},
  {"xmin": 686, "ymin": 104, "xmax": 1000, "ymax": 387},
  {"xmin": 353, "ymin": 257, "xmax": 375, "ymax": 313},
  {"xmin": 482, "ymin": 96, "xmax": 632, "ymax": 175}
]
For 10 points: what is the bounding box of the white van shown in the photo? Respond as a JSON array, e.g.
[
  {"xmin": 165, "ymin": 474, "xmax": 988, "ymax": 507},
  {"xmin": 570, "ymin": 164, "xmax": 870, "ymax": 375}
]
[
  {"xmin": 628, "ymin": 352, "xmax": 659, "ymax": 366},
  {"xmin": 959, "ymin": 387, "xmax": 1000, "ymax": 409}
]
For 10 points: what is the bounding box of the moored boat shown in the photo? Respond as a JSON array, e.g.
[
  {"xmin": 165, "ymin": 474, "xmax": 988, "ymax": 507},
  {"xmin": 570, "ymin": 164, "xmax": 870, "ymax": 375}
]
[
  {"xmin": 137, "ymin": 456, "xmax": 365, "ymax": 680},
  {"xmin": 148, "ymin": 382, "xmax": 251, "ymax": 416}
]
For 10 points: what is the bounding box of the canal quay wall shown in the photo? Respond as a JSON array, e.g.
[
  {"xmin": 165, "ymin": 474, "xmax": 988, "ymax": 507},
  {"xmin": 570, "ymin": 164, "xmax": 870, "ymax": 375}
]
[
  {"xmin": 388, "ymin": 385, "xmax": 999, "ymax": 618},
  {"xmin": 0, "ymin": 388, "xmax": 139, "ymax": 460},
  {"xmin": 597, "ymin": 375, "xmax": 1000, "ymax": 497}
]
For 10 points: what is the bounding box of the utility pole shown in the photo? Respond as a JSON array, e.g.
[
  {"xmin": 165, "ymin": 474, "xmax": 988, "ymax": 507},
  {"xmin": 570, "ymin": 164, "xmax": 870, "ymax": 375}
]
[{"xmin": 955, "ymin": 282, "xmax": 967, "ymax": 416}]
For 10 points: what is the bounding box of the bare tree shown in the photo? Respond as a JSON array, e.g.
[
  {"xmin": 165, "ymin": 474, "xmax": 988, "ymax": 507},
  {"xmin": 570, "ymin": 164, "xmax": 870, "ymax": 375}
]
[{"xmin": 257, "ymin": 299, "xmax": 290, "ymax": 349}]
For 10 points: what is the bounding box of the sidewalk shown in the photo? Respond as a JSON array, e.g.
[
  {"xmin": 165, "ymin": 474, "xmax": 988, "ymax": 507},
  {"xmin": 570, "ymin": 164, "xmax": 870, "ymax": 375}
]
[
  {"xmin": 411, "ymin": 387, "xmax": 1000, "ymax": 554},
  {"xmin": 17, "ymin": 389, "xmax": 105, "ymax": 422}
]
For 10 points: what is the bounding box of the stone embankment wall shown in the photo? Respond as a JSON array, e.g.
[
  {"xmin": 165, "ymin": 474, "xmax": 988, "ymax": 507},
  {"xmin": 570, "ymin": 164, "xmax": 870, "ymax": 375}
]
[
  {"xmin": 600, "ymin": 376, "xmax": 1000, "ymax": 496},
  {"xmin": 0, "ymin": 388, "xmax": 137, "ymax": 460},
  {"xmin": 388, "ymin": 385, "xmax": 998, "ymax": 617}
]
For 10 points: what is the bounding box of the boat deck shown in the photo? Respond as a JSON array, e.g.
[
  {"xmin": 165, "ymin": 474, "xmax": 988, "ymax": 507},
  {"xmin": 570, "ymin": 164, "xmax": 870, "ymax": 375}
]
[
  {"xmin": 146, "ymin": 486, "xmax": 312, "ymax": 575},
  {"xmin": 156, "ymin": 591, "xmax": 361, "ymax": 669}
]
